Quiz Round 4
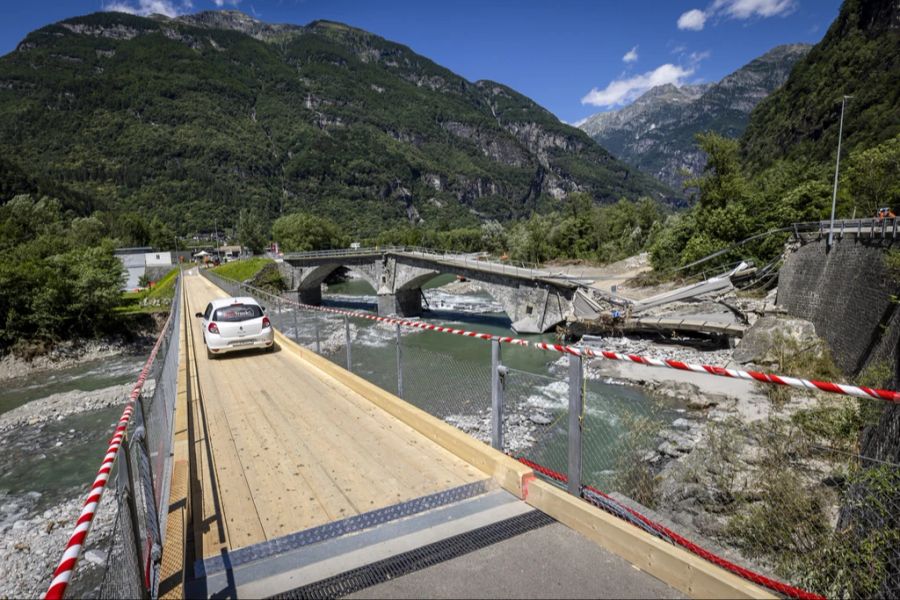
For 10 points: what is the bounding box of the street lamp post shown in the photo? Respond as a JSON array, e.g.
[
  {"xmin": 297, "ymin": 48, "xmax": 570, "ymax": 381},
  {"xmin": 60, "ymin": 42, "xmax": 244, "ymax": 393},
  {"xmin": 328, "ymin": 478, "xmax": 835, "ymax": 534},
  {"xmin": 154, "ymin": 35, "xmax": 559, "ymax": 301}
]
[{"xmin": 828, "ymin": 95, "xmax": 852, "ymax": 248}]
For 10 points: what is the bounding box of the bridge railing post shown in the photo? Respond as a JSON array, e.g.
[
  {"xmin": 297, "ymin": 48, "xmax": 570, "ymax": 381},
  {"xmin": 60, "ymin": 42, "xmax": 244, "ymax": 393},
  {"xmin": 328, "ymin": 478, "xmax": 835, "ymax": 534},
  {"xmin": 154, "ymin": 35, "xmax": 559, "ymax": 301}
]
[
  {"xmin": 396, "ymin": 324, "xmax": 404, "ymax": 398},
  {"xmin": 344, "ymin": 316, "xmax": 352, "ymax": 371},
  {"xmin": 490, "ymin": 339, "xmax": 507, "ymax": 451},
  {"xmin": 314, "ymin": 316, "xmax": 321, "ymax": 353},
  {"xmin": 567, "ymin": 353, "xmax": 584, "ymax": 497}
]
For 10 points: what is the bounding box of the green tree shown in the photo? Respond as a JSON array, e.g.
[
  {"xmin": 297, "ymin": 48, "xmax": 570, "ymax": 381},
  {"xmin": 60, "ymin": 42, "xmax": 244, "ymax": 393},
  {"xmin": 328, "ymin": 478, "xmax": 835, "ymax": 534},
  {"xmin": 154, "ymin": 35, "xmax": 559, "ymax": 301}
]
[
  {"xmin": 271, "ymin": 212, "xmax": 349, "ymax": 252},
  {"xmin": 148, "ymin": 216, "xmax": 175, "ymax": 250},
  {"xmin": 845, "ymin": 134, "xmax": 900, "ymax": 218},
  {"xmin": 237, "ymin": 208, "xmax": 268, "ymax": 255}
]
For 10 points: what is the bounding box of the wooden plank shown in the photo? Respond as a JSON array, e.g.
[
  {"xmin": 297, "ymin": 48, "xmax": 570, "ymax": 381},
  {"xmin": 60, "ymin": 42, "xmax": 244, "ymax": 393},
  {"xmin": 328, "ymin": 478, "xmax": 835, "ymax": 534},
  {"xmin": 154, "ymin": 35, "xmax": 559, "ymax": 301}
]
[
  {"xmin": 523, "ymin": 478, "xmax": 776, "ymax": 600},
  {"xmin": 265, "ymin": 365, "xmax": 480, "ymax": 500},
  {"xmin": 274, "ymin": 329, "xmax": 533, "ymax": 499}
]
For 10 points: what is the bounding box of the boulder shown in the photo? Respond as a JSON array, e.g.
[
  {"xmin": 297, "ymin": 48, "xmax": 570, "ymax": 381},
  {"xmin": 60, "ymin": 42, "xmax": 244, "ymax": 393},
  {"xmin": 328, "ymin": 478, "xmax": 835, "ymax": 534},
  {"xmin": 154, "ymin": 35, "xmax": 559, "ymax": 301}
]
[{"xmin": 732, "ymin": 316, "xmax": 822, "ymax": 365}]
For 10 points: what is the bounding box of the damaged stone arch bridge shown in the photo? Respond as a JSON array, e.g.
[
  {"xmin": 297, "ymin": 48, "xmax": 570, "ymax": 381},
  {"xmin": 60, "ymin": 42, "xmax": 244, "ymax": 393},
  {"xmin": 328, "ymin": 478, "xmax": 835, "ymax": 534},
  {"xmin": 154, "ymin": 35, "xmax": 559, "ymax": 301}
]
[{"xmin": 277, "ymin": 248, "xmax": 608, "ymax": 334}]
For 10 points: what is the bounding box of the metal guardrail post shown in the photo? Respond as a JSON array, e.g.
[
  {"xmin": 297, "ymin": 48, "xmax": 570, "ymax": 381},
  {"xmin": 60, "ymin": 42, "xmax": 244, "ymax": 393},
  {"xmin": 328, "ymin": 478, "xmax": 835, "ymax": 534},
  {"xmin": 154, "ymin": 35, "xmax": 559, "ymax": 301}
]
[
  {"xmin": 490, "ymin": 340, "xmax": 506, "ymax": 451},
  {"xmin": 345, "ymin": 316, "xmax": 352, "ymax": 371},
  {"xmin": 567, "ymin": 353, "xmax": 584, "ymax": 496},
  {"xmin": 395, "ymin": 324, "xmax": 404, "ymax": 398}
]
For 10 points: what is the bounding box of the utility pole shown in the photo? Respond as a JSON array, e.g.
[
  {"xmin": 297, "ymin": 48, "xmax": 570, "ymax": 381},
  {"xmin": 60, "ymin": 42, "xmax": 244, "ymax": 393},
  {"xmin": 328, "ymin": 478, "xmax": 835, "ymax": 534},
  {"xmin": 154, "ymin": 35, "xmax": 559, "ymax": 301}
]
[
  {"xmin": 828, "ymin": 95, "xmax": 852, "ymax": 248},
  {"xmin": 214, "ymin": 219, "xmax": 221, "ymax": 262}
]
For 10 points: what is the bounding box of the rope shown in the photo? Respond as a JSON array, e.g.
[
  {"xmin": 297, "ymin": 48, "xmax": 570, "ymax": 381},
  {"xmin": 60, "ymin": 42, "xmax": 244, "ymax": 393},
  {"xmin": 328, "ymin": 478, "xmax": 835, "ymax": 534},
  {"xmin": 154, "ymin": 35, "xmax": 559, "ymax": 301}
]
[
  {"xmin": 220, "ymin": 274, "xmax": 900, "ymax": 404},
  {"xmin": 515, "ymin": 457, "xmax": 825, "ymax": 600},
  {"xmin": 44, "ymin": 278, "xmax": 180, "ymax": 600}
]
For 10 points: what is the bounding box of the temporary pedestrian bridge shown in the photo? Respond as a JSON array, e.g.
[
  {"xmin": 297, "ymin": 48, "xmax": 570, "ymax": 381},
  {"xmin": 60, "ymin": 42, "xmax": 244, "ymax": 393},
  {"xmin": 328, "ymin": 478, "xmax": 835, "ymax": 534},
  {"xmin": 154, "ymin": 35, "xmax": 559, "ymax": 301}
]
[{"xmin": 45, "ymin": 269, "xmax": 900, "ymax": 600}]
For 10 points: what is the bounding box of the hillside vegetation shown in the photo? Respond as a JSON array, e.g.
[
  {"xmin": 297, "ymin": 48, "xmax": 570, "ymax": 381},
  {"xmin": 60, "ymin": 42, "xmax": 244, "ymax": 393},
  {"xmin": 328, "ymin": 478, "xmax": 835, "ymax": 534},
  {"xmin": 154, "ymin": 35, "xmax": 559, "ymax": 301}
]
[{"xmin": 0, "ymin": 11, "xmax": 671, "ymax": 238}]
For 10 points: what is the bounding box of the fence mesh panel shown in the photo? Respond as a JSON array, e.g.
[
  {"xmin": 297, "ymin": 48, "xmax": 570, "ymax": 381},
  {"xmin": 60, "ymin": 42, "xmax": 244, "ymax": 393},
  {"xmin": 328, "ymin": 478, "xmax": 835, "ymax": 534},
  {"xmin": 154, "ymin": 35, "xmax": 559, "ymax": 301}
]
[
  {"xmin": 400, "ymin": 341, "xmax": 491, "ymax": 430},
  {"xmin": 504, "ymin": 367, "xmax": 568, "ymax": 482}
]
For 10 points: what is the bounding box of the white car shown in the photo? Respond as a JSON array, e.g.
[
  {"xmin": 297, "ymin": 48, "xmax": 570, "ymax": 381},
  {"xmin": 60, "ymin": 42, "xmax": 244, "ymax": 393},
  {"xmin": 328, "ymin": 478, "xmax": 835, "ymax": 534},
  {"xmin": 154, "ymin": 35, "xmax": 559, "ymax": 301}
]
[{"xmin": 196, "ymin": 297, "xmax": 274, "ymax": 358}]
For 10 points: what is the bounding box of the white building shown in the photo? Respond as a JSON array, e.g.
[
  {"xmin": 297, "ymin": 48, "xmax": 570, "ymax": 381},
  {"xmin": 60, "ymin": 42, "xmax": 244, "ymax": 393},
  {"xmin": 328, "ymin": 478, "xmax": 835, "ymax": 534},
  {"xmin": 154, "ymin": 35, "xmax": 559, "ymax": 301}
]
[{"xmin": 115, "ymin": 248, "xmax": 174, "ymax": 290}]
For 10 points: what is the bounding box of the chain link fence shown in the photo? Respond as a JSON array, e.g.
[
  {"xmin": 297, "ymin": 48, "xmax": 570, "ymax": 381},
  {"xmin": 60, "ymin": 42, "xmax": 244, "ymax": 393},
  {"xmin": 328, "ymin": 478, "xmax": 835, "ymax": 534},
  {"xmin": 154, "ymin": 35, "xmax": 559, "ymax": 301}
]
[
  {"xmin": 200, "ymin": 268, "xmax": 900, "ymax": 599},
  {"xmin": 60, "ymin": 274, "xmax": 182, "ymax": 600}
]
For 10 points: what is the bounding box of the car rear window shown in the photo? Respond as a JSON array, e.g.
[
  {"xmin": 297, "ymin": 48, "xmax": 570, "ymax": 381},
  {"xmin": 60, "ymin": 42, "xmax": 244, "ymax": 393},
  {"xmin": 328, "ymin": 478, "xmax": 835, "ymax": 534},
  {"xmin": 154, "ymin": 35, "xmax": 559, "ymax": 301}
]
[{"xmin": 213, "ymin": 304, "xmax": 263, "ymax": 322}]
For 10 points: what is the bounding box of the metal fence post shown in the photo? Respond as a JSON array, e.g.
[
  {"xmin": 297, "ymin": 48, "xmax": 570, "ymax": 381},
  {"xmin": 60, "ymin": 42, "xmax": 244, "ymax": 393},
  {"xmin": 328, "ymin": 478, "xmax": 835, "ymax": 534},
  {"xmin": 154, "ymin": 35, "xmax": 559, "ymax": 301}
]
[
  {"xmin": 314, "ymin": 317, "xmax": 321, "ymax": 353},
  {"xmin": 491, "ymin": 340, "xmax": 506, "ymax": 451},
  {"xmin": 567, "ymin": 353, "xmax": 584, "ymax": 496},
  {"xmin": 345, "ymin": 316, "xmax": 352, "ymax": 371},
  {"xmin": 120, "ymin": 439, "xmax": 150, "ymax": 600},
  {"xmin": 396, "ymin": 324, "xmax": 404, "ymax": 398}
]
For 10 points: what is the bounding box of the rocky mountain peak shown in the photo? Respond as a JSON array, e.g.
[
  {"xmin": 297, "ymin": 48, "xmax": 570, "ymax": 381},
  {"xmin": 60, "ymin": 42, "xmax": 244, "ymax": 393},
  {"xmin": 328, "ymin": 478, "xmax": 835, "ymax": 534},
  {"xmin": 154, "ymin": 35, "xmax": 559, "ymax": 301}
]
[{"xmin": 578, "ymin": 43, "xmax": 810, "ymax": 189}]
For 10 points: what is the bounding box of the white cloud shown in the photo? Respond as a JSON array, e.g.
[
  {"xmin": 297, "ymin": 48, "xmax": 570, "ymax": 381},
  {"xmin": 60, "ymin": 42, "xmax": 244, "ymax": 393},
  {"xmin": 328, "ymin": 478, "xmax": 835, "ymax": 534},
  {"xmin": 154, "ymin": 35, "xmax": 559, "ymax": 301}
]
[
  {"xmin": 581, "ymin": 63, "xmax": 696, "ymax": 107},
  {"xmin": 678, "ymin": 0, "xmax": 795, "ymax": 31},
  {"xmin": 689, "ymin": 50, "xmax": 711, "ymax": 63},
  {"xmin": 622, "ymin": 46, "xmax": 639, "ymax": 63},
  {"xmin": 713, "ymin": 0, "xmax": 795, "ymax": 19},
  {"xmin": 677, "ymin": 9, "xmax": 707, "ymax": 30},
  {"xmin": 103, "ymin": 0, "xmax": 194, "ymax": 17},
  {"xmin": 213, "ymin": 0, "xmax": 242, "ymax": 7}
]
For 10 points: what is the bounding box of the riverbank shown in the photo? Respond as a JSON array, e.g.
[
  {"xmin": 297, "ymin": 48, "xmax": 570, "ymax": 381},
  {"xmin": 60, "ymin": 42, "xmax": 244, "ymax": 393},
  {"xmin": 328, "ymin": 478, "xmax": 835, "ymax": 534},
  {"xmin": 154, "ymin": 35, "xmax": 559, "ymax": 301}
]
[
  {"xmin": 0, "ymin": 486, "xmax": 116, "ymax": 599},
  {"xmin": 0, "ymin": 338, "xmax": 149, "ymax": 384}
]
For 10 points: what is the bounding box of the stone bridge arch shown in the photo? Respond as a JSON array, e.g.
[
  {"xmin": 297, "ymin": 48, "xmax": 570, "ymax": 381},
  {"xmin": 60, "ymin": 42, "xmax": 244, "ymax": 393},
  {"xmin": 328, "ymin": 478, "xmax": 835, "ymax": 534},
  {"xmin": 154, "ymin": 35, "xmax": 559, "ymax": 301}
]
[
  {"xmin": 279, "ymin": 252, "xmax": 576, "ymax": 333},
  {"xmin": 389, "ymin": 256, "xmax": 572, "ymax": 333}
]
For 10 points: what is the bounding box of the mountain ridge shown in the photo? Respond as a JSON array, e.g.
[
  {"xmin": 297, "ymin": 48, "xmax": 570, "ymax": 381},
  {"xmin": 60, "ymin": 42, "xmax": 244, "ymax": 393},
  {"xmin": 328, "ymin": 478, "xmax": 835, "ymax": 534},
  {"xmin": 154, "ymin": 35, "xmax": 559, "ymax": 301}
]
[{"xmin": 578, "ymin": 43, "xmax": 811, "ymax": 189}]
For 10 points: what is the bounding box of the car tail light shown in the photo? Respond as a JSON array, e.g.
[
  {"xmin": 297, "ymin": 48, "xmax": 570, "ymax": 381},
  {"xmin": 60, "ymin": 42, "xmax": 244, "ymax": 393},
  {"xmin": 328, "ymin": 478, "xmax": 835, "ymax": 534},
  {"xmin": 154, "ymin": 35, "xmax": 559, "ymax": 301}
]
[
  {"xmin": 208, "ymin": 322, "xmax": 219, "ymax": 334},
  {"xmin": 262, "ymin": 316, "xmax": 271, "ymax": 329}
]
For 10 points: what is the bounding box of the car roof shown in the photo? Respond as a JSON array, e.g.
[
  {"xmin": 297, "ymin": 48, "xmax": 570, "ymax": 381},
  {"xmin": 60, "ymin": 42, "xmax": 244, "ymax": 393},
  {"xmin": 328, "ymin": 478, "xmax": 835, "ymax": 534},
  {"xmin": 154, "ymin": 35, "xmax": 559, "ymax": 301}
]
[{"xmin": 209, "ymin": 297, "xmax": 262, "ymax": 309}]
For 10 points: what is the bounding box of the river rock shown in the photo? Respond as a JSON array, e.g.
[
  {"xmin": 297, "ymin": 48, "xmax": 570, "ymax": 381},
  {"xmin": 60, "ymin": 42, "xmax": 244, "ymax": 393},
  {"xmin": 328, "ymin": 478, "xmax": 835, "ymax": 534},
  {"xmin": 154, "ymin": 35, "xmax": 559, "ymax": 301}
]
[{"xmin": 529, "ymin": 413, "xmax": 553, "ymax": 425}]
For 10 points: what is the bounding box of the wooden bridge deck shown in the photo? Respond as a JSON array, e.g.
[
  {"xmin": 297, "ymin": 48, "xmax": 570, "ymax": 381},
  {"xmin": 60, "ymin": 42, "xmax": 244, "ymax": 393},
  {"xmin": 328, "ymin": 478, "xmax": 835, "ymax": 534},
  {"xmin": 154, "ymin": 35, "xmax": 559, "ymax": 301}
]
[{"xmin": 180, "ymin": 271, "xmax": 485, "ymax": 560}]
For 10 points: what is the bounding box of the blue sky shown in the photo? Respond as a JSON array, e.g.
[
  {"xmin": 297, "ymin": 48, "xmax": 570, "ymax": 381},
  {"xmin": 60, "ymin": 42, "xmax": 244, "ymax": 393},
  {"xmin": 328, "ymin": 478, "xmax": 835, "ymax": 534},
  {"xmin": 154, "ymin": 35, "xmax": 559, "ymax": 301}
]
[{"xmin": 0, "ymin": 0, "xmax": 842, "ymax": 123}]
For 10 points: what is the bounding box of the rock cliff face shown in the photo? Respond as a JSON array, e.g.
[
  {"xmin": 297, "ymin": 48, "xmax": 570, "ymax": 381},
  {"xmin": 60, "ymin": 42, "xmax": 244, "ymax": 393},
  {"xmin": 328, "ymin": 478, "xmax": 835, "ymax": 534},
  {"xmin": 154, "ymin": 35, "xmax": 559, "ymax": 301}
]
[
  {"xmin": 0, "ymin": 10, "xmax": 672, "ymax": 234},
  {"xmin": 578, "ymin": 44, "xmax": 810, "ymax": 190}
]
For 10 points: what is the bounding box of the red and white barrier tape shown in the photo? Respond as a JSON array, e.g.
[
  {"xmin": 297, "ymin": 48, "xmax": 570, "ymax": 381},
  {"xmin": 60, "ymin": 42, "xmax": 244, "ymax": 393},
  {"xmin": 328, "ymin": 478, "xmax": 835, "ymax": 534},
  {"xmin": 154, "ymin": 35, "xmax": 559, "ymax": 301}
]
[
  {"xmin": 45, "ymin": 296, "xmax": 176, "ymax": 600},
  {"xmin": 262, "ymin": 289, "xmax": 900, "ymax": 404}
]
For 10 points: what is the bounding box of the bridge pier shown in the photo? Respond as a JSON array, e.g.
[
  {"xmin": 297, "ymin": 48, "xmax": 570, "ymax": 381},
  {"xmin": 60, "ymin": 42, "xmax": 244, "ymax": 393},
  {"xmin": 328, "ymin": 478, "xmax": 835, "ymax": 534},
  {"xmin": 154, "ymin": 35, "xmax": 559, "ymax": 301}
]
[
  {"xmin": 377, "ymin": 288, "xmax": 423, "ymax": 318},
  {"xmin": 297, "ymin": 286, "xmax": 322, "ymax": 306}
]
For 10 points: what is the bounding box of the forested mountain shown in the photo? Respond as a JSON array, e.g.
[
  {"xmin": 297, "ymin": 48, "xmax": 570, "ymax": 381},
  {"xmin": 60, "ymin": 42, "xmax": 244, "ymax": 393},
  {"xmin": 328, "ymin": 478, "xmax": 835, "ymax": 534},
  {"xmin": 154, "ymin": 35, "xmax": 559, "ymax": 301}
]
[
  {"xmin": 741, "ymin": 0, "xmax": 900, "ymax": 170},
  {"xmin": 579, "ymin": 44, "xmax": 810, "ymax": 189},
  {"xmin": 0, "ymin": 11, "xmax": 671, "ymax": 236}
]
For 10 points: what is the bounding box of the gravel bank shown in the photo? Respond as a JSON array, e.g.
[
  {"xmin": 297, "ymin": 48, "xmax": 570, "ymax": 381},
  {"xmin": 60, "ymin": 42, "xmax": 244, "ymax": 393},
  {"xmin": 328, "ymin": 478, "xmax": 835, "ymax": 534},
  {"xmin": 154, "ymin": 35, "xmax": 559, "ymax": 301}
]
[
  {"xmin": 0, "ymin": 383, "xmax": 133, "ymax": 435},
  {"xmin": 0, "ymin": 338, "xmax": 151, "ymax": 383},
  {"xmin": 0, "ymin": 488, "xmax": 117, "ymax": 599}
]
